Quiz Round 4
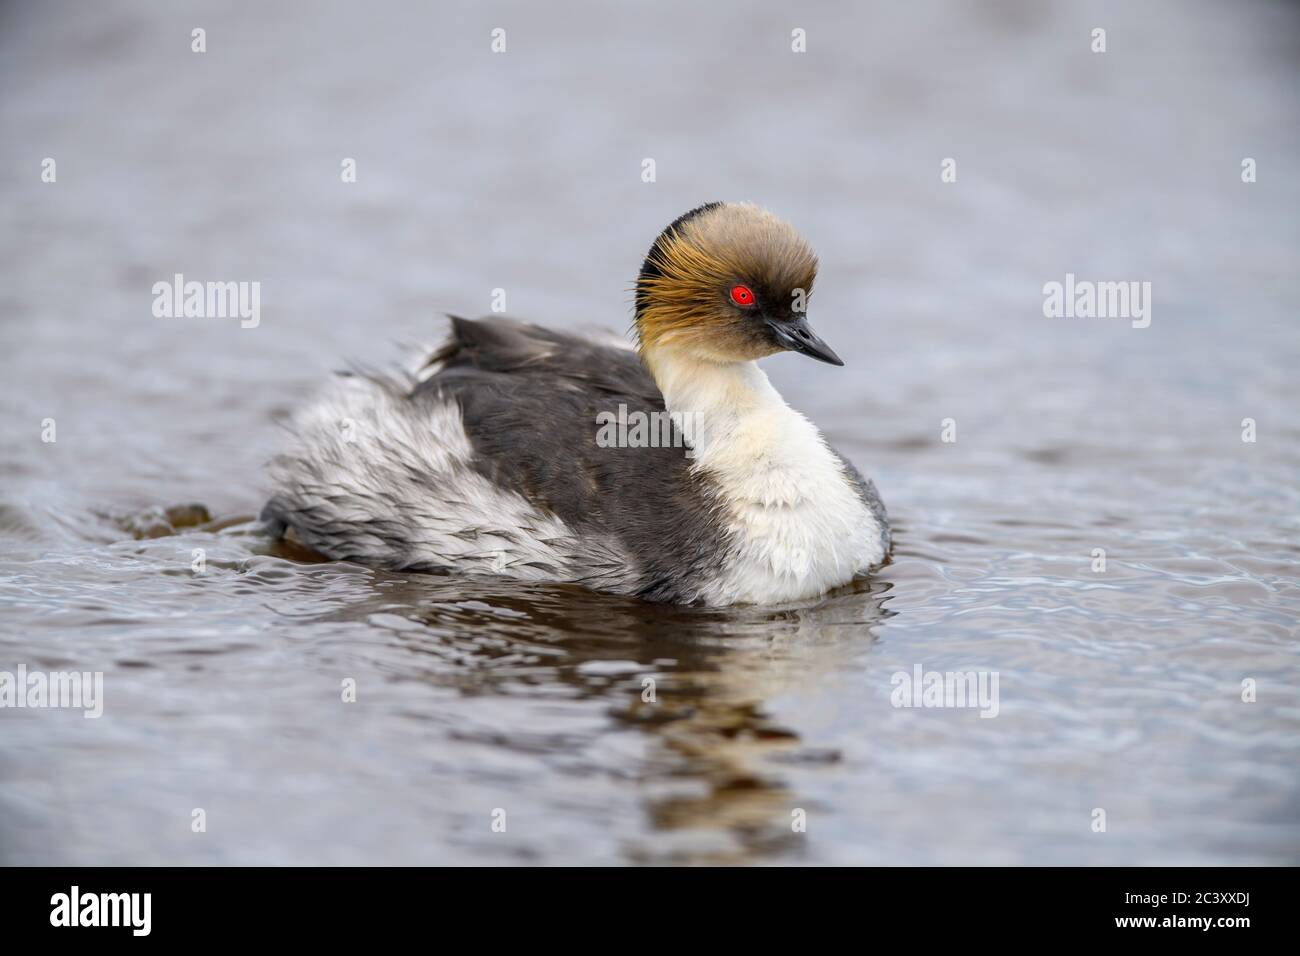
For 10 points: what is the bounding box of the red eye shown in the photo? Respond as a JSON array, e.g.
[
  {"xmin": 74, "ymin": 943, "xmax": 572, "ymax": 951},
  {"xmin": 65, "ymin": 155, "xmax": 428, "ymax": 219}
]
[{"xmin": 729, "ymin": 285, "xmax": 755, "ymax": 307}]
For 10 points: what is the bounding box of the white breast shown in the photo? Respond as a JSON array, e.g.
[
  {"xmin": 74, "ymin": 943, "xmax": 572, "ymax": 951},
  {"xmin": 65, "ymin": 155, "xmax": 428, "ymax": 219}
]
[{"xmin": 646, "ymin": 349, "xmax": 887, "ymax": 606}]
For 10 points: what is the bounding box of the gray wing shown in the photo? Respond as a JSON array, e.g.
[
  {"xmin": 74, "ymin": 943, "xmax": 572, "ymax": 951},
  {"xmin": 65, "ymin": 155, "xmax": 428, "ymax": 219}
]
[{"xmin": 397, "ymin": 317, "xmax": 735, "ymax": 601}]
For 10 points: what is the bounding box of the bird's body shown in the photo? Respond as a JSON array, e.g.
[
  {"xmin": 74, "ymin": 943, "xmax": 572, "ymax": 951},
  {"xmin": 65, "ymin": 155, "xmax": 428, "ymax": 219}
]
[{"xmin": 264, "ymin": 203, "xmax": 889, "ymax": 605}]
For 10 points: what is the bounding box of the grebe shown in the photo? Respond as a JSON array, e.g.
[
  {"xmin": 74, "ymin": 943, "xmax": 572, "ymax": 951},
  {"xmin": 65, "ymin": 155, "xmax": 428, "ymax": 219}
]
[{"xmin": 263, "ymin": 202, "xmax": 889, "ymax": 605}]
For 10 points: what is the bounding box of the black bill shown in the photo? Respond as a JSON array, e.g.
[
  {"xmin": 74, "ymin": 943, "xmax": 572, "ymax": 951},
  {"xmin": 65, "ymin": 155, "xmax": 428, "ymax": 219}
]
[{"xmin": 768, "ymin": 315, "xmax": 844, "ymax": 366}]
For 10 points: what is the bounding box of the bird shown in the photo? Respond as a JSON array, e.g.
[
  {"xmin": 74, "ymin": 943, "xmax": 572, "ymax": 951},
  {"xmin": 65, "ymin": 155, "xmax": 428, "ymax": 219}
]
[{"xmin": 262, "ymin": 201, "xmax": 889, "ymax": 605}]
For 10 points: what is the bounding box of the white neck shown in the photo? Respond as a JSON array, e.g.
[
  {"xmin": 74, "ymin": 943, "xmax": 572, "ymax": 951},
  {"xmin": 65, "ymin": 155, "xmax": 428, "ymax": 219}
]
[
  {"xmin": 640, "ymin": 345, "xmax": 886, "ymax": 604},
  {"xmin": 644, "ymin": 346, "xmax": 791, "ymax": 466}
]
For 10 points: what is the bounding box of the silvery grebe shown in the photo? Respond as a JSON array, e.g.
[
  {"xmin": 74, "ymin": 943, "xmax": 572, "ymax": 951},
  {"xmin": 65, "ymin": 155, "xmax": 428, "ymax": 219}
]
[{"xmin": 263, "ymin": 202, "xmax": 889, "ymax": 605}]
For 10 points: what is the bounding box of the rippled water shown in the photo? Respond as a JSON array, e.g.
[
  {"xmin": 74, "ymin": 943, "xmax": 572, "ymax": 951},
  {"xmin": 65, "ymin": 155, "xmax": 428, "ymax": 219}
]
[{"xmin": 2, "ymin": 1, "xmax": 1298, "ymax": 864}]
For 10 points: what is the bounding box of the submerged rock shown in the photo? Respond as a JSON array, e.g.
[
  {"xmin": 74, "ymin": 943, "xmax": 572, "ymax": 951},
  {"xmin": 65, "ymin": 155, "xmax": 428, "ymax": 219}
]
[{"xmin": 116, "ymin": 503, "xmax": 212, "ymax": 539}]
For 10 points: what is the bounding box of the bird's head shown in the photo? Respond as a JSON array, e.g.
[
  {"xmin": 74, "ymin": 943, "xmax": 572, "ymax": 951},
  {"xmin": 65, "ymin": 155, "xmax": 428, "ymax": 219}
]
[{"xmin": 633, "ymin": 202, "xmax": 841, "ymax": 366}]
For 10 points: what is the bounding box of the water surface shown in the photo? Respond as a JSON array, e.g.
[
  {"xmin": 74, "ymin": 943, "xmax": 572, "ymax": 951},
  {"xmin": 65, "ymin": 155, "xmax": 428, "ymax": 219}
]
[{"xmin": 1, "ymin": 0, "xmax": 1298, "ymax": 864}]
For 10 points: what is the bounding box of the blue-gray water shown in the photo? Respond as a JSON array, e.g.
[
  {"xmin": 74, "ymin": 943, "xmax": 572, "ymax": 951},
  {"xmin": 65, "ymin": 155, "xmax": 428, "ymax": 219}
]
[{"xmin": 1, "ymin": 0, "xmax": 1298, "ymax": 865}]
